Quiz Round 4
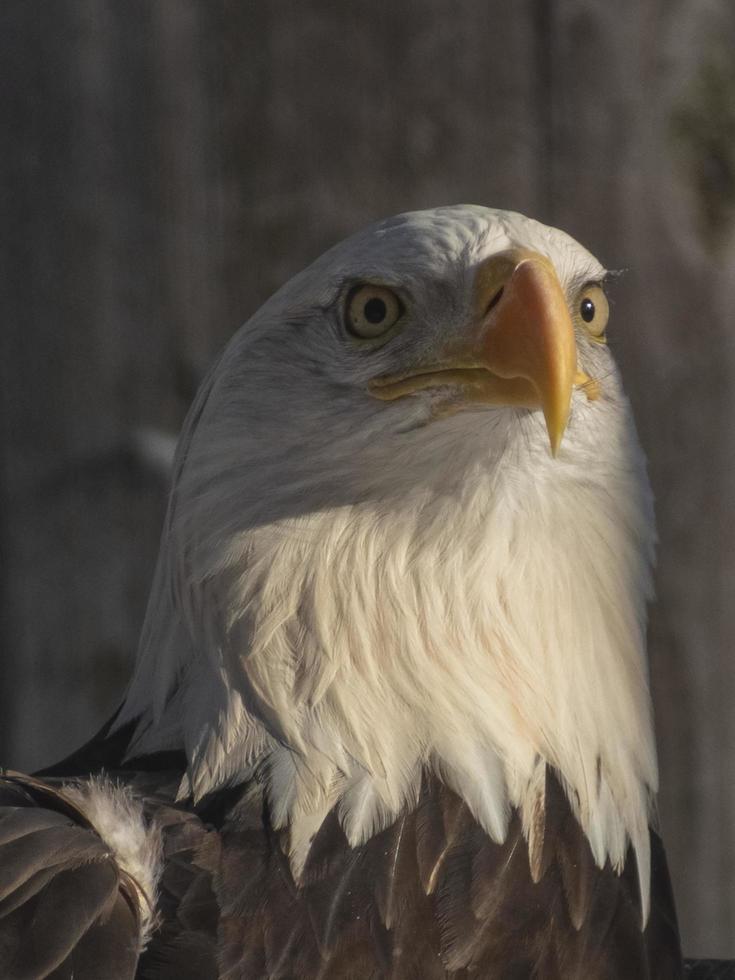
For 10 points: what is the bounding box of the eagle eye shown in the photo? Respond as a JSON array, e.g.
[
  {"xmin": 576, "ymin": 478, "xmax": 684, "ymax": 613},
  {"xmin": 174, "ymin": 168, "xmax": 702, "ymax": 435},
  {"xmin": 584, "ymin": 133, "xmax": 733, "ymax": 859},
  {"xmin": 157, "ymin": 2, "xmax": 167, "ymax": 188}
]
[
  {"xmin": 576, "ymin": 283, "xmax": 609, "ymax": 343},
  {"xmin": 346, "ymin": 284, "xmax": 404, "ymax": 339}
]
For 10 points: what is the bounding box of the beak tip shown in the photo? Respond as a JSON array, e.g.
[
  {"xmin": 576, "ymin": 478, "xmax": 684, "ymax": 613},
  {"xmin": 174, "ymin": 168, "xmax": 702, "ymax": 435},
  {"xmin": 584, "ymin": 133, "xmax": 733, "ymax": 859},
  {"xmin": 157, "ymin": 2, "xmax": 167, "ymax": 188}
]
[{"xmin": 544, "ymin": 408, "xmax": 569, "ymax": 459}]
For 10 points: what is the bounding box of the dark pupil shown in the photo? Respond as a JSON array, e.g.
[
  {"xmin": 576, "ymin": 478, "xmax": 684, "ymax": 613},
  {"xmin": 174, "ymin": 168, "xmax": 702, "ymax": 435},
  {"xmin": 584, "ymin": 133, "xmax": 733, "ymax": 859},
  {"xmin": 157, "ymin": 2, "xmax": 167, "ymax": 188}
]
[
  {"xmin": 580, "ymin": 297, "xmax": 595, "ymax": 323},
  {"xmin": 364, "ymin": 297, "xmax": 387, "ymax": 324}
]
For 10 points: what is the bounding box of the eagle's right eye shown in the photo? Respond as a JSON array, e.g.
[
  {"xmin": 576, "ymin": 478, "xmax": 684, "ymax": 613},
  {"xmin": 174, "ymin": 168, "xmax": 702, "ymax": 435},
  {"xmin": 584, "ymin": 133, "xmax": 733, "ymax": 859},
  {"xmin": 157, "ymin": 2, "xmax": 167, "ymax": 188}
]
[
  {"xmin": 346, "ymin": 284, "xmax": 404, "ymax": 339},
  {"xmin": 576, "ymin": 283, "xmax": 609, "ymax": 343}
]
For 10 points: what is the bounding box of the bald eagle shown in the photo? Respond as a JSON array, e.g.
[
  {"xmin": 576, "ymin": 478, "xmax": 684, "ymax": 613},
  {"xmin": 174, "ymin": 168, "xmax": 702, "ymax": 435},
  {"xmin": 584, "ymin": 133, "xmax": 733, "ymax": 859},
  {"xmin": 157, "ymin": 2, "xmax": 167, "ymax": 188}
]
[{"xmin": 0, "ymin": 206, "xmax": 691, "ymax": 978}]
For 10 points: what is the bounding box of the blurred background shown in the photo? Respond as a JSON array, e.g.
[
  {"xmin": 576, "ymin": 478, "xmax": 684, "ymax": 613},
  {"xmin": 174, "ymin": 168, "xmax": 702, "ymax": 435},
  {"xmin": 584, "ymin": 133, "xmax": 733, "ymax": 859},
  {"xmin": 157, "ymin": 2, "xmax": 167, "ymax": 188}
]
[{"xmin": 2, "ymin": 0, "xmax": 735, "ymax": 959}]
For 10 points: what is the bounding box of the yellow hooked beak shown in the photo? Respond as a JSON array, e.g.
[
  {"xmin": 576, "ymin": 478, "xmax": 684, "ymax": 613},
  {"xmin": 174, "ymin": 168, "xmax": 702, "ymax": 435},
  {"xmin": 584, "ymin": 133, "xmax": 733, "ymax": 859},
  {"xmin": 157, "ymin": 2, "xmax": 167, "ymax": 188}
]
[{"xmin": 369, "ymin": 248, "xmax": 577, "ymax": 456}]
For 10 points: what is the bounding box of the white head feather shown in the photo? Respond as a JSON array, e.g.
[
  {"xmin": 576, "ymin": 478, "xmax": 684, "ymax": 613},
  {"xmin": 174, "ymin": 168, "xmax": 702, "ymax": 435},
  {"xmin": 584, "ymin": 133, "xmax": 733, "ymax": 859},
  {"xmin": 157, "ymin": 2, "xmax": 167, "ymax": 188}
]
[{"xmin": 116, "ymin": 206, "xmax": 657, "ymax": 913}]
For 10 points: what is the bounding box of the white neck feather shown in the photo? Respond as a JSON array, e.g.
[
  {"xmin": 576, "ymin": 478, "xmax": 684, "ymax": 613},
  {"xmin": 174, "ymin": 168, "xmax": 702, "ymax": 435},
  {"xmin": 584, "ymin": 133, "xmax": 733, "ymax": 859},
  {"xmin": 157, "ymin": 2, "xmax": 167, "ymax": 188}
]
[{"xmin": 118, "ymin": 396, "xmax": 657, "ymax": 916}]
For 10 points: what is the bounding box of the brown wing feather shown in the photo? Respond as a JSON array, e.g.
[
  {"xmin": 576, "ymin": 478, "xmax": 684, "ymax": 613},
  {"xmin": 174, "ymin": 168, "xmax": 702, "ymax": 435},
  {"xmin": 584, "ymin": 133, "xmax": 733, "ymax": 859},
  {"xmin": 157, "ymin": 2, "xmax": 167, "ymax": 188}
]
[{"xmin": 0, "ymin": 773, "xmax": 140, "ymax": 980}]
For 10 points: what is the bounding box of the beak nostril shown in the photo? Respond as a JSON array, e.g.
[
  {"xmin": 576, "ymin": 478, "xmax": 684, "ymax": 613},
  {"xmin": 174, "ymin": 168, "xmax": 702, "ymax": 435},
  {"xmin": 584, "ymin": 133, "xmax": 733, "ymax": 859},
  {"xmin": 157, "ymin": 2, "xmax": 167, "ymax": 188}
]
[{"xmin": 485, "ymin": 286, "xmax": 504, "ymax": 316}]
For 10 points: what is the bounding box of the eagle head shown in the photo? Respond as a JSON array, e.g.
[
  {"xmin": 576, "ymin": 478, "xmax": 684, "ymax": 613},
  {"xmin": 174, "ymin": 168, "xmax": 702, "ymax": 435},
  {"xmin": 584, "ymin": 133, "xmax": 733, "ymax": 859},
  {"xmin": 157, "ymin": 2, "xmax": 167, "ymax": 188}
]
[{"xmin": 118, "ymin": 206, "xmax": 657, "ymax": 913}]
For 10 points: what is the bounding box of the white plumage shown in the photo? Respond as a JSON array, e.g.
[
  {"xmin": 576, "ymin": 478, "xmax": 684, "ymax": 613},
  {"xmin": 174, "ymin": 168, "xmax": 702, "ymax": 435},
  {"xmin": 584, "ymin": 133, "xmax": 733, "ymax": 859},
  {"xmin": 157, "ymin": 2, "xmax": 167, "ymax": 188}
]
[
  {"xmin": 61, "ymin": 777, "xmax": 163, "ymax": 949},
  {"xmin": 116, "ymin": 205, "xmax": 657, "ymax": 916}
]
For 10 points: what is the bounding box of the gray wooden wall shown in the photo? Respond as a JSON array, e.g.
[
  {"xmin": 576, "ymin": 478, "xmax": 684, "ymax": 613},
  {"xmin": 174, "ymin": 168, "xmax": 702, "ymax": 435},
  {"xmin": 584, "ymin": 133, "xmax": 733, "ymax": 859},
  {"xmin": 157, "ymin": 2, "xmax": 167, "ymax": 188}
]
[{"xmin": 2, "ymin": 0, "xmax": 734, "ymax": 958}]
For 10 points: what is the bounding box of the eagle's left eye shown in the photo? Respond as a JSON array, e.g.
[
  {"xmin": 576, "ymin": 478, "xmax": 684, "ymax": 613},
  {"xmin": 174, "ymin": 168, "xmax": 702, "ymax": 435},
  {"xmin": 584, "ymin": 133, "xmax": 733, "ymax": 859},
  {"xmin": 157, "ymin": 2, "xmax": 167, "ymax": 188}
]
[
  {"xmin": 576, "ymin": 283, "xmax": 609, "ymax": 343},
  {"xmin": 346, "ymin": 284, "xmax": 404, "ymax": 339}
]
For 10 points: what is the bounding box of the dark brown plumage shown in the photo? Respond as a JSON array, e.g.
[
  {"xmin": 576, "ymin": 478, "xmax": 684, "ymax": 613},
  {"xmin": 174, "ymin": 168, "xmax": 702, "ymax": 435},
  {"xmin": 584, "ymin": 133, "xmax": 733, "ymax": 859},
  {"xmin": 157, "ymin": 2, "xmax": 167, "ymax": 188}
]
[
  {"xmin": 0, "ymin": 746, "xmax": 686, "ymax": 980},
  {"xmin": 0, "ymin": 772, "xmax": 140, "ymax": 980}
]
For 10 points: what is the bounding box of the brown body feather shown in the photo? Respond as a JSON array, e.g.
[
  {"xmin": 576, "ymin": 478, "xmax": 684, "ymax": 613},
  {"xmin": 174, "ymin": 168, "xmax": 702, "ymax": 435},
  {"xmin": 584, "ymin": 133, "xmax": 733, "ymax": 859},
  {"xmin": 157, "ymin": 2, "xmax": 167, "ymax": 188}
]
[
  {"xmin": 0, "ymin": 754, "xmax": 686, "ymax": 979},
  {"xmin": 144, "ymin": 766, "xmax": 682, "ymax": 979}
]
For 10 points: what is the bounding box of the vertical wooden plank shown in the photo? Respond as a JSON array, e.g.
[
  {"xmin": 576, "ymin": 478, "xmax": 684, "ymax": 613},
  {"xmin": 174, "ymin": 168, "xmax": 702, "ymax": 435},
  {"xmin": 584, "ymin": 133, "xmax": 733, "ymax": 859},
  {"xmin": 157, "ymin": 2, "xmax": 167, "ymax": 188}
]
[{"xmin": 0, "ymin": 0, "xmax": 176, "ymax": 768}]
